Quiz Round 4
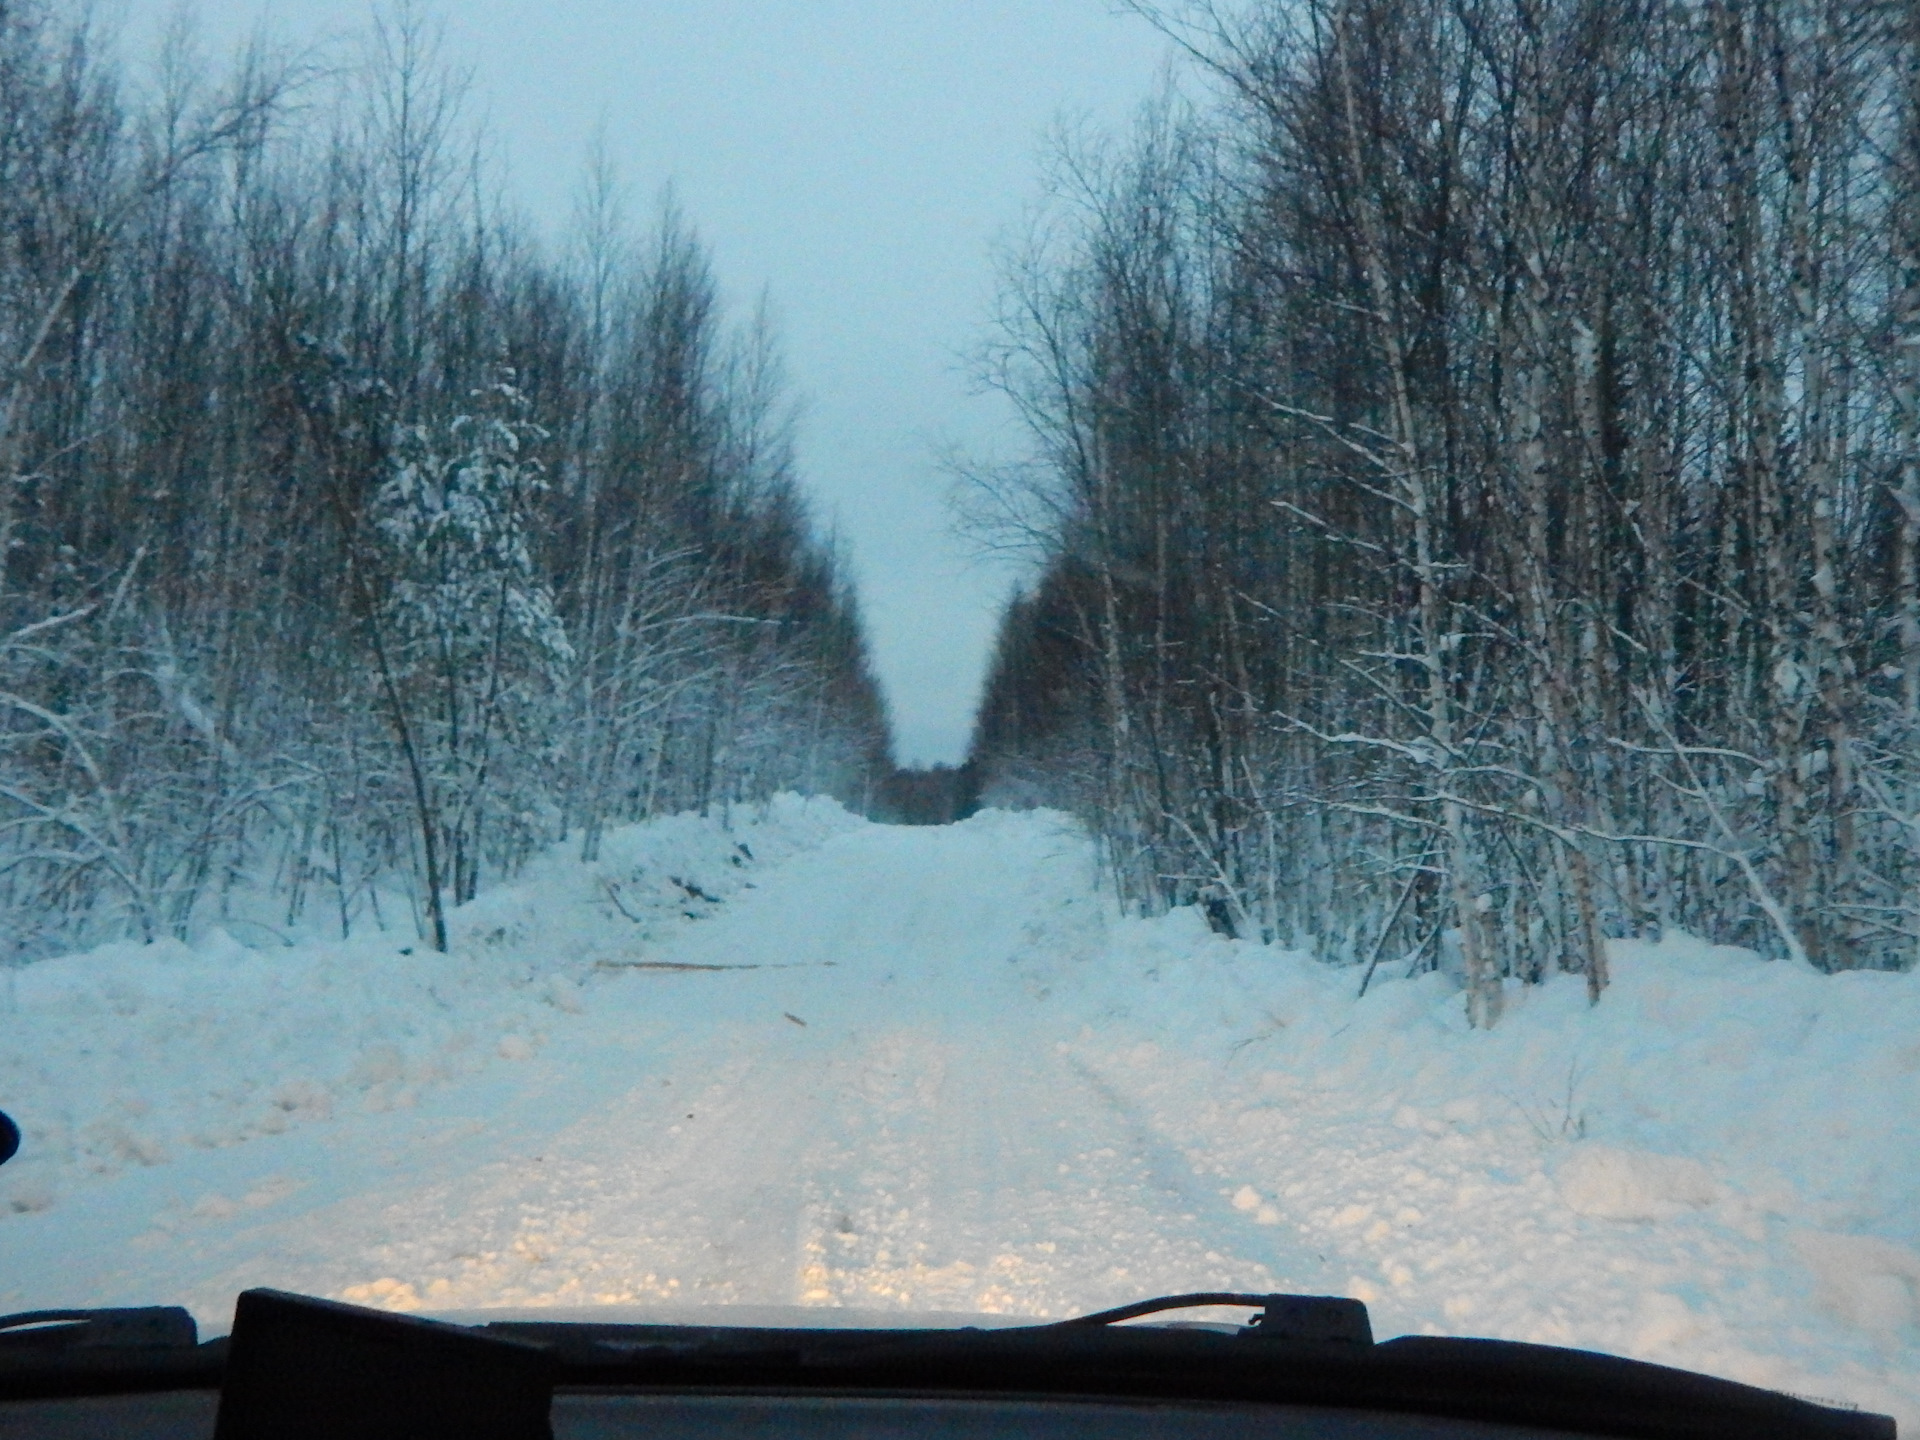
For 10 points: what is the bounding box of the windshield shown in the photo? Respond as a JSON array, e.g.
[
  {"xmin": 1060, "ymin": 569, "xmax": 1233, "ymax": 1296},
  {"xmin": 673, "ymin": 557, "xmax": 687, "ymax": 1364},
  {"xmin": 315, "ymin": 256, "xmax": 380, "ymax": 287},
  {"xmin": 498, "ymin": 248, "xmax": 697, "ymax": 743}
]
[{"xmin": 0, "ymin": 0, "xmax": 1915, "ymax": 1434}]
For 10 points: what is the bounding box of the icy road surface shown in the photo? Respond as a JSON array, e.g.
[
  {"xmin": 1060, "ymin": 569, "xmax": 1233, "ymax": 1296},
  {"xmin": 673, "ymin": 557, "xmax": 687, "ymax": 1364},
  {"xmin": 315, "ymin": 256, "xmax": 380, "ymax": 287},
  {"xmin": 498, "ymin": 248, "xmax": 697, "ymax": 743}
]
[{"xmin": 4, "ymin": 805, "xmax": 1917, "ymax": 1426}]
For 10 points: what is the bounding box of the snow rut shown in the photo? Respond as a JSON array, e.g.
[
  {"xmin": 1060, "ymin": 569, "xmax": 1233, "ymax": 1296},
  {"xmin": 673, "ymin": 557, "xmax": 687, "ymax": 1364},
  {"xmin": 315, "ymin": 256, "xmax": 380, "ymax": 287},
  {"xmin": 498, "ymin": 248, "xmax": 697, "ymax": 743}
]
[{"xmin": 787, "ymin": 1023, "xmax": 1301, "ymax": 1317}]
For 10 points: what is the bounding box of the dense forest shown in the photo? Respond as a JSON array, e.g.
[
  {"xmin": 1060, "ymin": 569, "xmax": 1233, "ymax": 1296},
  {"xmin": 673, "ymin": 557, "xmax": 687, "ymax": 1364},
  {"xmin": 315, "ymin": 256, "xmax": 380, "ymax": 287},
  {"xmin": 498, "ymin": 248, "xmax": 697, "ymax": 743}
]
[
  {"xmin": 967, "ymin": 0, "xmax": 1920, "ymax": 1017},
  {"xmin": 0, "ymin": 3, "xmax": 892, "ymax": 959}
]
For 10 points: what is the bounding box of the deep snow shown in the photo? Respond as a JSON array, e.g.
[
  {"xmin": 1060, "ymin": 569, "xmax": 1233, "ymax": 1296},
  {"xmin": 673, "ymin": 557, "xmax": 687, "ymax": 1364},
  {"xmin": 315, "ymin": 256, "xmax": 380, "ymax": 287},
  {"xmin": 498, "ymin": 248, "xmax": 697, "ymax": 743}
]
[{"xmin": 2, "ymin": 801, "xmax": 1915, "ymax": 1427}]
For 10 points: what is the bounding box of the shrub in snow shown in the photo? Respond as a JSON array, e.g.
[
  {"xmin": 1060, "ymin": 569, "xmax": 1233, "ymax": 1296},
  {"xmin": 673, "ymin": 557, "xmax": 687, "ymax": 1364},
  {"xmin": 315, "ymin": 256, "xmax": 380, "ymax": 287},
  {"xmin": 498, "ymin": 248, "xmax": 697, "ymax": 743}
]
[{"xmin": 375, "ymin": 374, "xmax": 575, "ymax": 932}]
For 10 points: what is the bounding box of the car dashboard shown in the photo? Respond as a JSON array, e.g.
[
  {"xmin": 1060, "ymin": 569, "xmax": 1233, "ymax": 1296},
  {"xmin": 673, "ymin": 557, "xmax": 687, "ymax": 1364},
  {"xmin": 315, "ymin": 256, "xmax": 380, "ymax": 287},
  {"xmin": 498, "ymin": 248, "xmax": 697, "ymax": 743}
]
[{"xmin": 0, "ymin": 1289, "xmax": 1894, "ymax": 1440}]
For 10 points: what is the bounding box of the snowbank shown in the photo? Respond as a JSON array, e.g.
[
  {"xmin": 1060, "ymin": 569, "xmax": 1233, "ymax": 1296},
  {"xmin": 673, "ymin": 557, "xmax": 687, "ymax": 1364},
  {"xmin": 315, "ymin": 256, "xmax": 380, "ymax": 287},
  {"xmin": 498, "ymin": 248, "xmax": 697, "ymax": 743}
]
[
  {"xmin": 0, "ymin": 795, "xmax": 858, "ymax": 1218},
  {"xmin": 1047, "ymin": 906, "xmax": 1920, "ymax": 1426}
]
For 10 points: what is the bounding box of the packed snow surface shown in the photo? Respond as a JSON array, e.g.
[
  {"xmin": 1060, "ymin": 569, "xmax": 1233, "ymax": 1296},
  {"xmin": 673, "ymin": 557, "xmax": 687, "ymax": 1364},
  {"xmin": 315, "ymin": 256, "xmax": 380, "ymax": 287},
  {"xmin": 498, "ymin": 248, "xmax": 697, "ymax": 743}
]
[{"xmin": 3, "ymin": 801, "xmax": 1916, "ymax": 1427}]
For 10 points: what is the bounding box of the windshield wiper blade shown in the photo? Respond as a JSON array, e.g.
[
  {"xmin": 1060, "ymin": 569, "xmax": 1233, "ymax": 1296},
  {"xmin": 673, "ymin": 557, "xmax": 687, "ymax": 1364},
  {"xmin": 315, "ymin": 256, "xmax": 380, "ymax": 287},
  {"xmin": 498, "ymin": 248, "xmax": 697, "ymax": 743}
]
[
  {"xmin": 0, "ymin": 1305, "xmax": 217, "ymax": 1401},
  {"xmin": 0, "ymin": 1307, "xmax": 197, "ymax": 1350},
  {"xmin": 1041, "ymin": 1289, "xmax": 1373, "ymax": 1341}
]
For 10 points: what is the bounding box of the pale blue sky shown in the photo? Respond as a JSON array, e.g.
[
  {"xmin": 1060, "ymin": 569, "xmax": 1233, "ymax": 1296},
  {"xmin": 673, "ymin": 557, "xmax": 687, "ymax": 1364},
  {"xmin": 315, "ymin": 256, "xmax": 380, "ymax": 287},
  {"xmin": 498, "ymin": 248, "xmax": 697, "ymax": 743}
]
[{"xmin": 121, "ymin": 1, "xmax": 1175, "ymax": 765}]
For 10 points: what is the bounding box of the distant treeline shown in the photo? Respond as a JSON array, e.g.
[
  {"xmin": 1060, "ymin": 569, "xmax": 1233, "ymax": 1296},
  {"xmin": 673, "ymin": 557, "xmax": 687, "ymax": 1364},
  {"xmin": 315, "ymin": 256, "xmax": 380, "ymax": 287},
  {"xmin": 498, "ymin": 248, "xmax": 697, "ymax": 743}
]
[
  {"xmin": 965, "ymin": 0, "xmax": 1920, "ymax": 1016},
  {"xmin": 874, "ymin": 764, "xmax": 981, "ymax": 826},
  {"xmin": 0, "ymin": 4, "xmax": 891, "ymax": 957}
]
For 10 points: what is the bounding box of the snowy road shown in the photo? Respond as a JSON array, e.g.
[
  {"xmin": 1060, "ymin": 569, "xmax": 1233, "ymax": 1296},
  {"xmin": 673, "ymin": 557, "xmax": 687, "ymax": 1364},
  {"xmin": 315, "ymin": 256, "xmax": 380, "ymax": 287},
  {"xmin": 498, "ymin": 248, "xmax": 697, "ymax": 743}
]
[
  {"xmin": 3, "ymin": 814, "xmax": 1316, "ymax": 1322},
  {"xmin": 5, "ymin": 807, "xmax": 1917, "ymax": 1427}
]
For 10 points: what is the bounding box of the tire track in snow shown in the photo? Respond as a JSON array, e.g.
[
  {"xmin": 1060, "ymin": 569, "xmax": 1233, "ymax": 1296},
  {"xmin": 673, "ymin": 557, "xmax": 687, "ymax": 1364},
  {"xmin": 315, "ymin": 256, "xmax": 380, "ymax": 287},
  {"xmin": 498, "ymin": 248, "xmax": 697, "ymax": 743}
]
[
  {"xmin": 1061, "ymin": 1052, "xmax": 1336, "ymax": 1298},
  {"xmin": 789, "ymin": 1020, "xmax": 1314, "ymax": 1317},
  {"xmin": 128, "ymin": 1025, "xmax": 835, "ymax": 1315},
  {"xmin": 441, "ymin": 1033, "xmax": 830, "ymax": 1307}
]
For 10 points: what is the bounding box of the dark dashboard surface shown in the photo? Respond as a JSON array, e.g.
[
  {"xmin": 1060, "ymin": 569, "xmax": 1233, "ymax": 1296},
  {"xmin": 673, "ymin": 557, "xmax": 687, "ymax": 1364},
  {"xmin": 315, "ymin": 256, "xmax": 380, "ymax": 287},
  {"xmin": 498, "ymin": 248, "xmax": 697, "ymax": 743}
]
[
  {"xmin": 0, "ymin": 1389, "xmax": 1602, "ymax": 1439},
  {"xmin": 0, "ymin": 1291, "xmax": 1894, "ymax": 1440}
]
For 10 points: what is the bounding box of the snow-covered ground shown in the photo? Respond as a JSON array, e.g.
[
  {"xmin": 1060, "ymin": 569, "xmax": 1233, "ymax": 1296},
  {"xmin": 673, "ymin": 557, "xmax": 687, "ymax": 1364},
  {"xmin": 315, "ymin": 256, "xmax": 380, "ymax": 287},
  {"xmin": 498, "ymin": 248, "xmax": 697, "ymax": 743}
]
[{"xmin": 2, "ymin": 802, "xmax": 1916, "ymax": 1428}]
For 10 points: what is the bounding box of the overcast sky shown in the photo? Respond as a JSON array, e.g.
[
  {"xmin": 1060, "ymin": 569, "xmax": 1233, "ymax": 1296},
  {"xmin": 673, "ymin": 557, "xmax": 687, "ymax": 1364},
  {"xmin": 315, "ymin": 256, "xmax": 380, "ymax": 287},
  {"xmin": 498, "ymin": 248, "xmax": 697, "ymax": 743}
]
[{"xmin": 117, "ymin": 1, "xmax": 1175, "ymax": 765}]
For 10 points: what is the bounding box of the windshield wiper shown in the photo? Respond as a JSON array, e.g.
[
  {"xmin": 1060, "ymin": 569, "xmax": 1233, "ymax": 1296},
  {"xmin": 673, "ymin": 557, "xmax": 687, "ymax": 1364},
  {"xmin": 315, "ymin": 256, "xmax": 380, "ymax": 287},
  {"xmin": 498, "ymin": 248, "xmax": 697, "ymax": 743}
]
[
  {"xmin": 0, "ymin": 1305, "xmax": 215, "ymax": 1399},
  {"xmin": 1041, "ymin": 1288, "xmax": 1374, "ymax": 1340}
]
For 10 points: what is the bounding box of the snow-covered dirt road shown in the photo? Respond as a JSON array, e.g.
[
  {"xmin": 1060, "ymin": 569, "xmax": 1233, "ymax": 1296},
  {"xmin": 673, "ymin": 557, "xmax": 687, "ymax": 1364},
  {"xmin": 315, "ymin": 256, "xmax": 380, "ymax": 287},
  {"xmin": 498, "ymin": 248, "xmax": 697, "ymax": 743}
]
[
  {"xmin": 4, "ymin": 805, "xmax": 1918, "ymax": 1426},
  {"xmin": 1, "ymin": 812, "xmax": 1315, "ymax": 1320},
  {"xmin": 290, "ymin": 814, "xmax": 1326, "ymax": 1319}
]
